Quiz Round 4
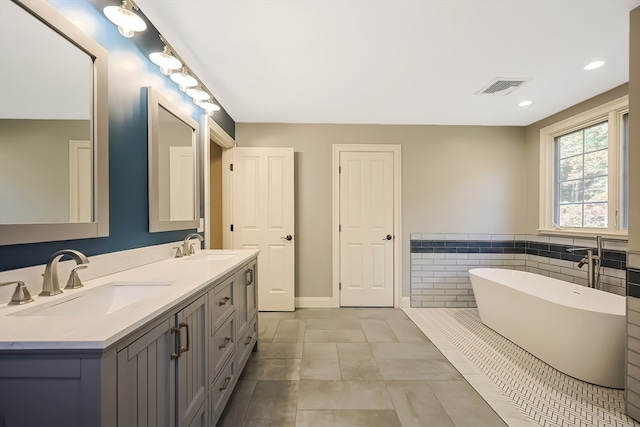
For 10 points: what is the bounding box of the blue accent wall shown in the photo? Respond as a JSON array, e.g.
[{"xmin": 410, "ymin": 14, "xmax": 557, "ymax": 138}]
[{"xmin": 0, "ymin": 0, "xmax": 235, "ymax": 271}]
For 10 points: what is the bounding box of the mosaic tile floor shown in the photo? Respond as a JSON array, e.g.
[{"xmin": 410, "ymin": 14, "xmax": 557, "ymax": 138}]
[{"xmin": 404, "ymin": 308, "xmax": 640, "ymax": 427}]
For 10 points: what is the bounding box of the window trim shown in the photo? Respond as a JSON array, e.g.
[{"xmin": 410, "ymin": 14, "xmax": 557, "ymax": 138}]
[{"xmin": 539, "ymin": 95, "xmax": 628, "ymax": 239}]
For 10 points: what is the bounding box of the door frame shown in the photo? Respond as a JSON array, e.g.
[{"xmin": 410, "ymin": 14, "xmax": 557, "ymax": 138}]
[
  {"xmin": 201, "ymin": 115, "xmax": 235, "ymax": 249},
  {"xmin": 332, "ymin": 144, "xmax": 402, "ymax": 308}
]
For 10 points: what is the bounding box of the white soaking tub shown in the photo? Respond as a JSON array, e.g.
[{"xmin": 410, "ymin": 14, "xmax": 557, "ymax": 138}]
[{"xmin": 469, "ymin": 268, "xmax": 625, "ymax": 389}]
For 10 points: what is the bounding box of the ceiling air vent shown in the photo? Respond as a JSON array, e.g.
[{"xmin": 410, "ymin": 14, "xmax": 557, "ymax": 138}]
[{"xmin": 476, "ymin": 78, "xmax": 531, "ymax": 96}]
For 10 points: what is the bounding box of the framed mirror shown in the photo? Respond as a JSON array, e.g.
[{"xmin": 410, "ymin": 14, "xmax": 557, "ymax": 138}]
[
  {"xmin": 0, "ymin": 0, "xmax": 109, "ymax": 246},
  {"xmin": 147, "ymin": 87, "xmax": 200, "ymax": 232}
]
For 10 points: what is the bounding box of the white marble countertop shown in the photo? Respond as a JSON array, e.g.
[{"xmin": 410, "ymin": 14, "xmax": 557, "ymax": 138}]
[{"xmin": 0, "ymin": 249, "xmax": 259, "ymax": 351}]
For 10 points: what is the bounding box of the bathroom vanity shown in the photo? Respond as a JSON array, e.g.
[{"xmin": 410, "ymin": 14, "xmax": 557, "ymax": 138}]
[{"xmin": 0, "ymin": 250, "xmax": 258, "ymax": 427}]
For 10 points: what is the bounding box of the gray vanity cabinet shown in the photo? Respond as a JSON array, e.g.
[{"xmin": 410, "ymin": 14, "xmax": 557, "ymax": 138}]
[
  {"xmin": 116, "ymin": 295, "xmax": 207, "ymax": 427},
  {"xmin": 0, "ymin": 255, "xmax": 257, "ymax": 427}
]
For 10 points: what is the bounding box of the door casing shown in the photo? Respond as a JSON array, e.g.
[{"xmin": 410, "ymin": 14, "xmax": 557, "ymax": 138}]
[{"xmin": 332, "ymin": 144, "xmax": 402, "ymax": 308}]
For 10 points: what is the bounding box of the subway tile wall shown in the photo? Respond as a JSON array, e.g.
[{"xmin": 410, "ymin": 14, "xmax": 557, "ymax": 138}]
[
  {"xmin": 627, "ymin": 266, "xmax": 640, "ymax": 420},
  {"xmin": 410, "ymin": 233, "xmax": 628, "ymax": 308}
]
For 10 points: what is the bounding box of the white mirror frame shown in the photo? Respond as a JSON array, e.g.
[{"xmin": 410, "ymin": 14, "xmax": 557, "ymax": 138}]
[
  {"xmin": 0, "ymin": 0, "xmax": 109, "ymax": 246},
  {"xmin": 147, "ymin": 86, "xmax": 200, "ymax": 232}
]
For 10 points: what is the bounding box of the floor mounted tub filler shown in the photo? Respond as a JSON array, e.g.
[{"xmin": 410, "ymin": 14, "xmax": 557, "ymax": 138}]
[{"xmin": 469, "ymin": 268, "xmax": 625, "ymax": 389}]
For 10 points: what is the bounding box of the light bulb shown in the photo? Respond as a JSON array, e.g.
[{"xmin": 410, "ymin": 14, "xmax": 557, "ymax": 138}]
[
  {"xmin": 118, "ymin": 26, "xmax": 134, "ymax": 38},
  {"xmin": 104, "ymin": 1, "xmax": 146, "ymax": 38},
  {"xmin": 159, "ymin": 65, "xmax": 172, "ymax": 76}
]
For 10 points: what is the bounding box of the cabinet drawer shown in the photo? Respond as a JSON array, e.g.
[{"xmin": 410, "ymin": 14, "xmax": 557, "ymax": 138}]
[
  {"xmin": 209, "ymin": 312, "xmax": 235, "ymax": 385},
  {"xmin": 211, "ymin": 355, "xmax": 237, "ymax": 425},
  {"xmin": 237, "ymin": 316, "xmax": 258, "ymax": 370},
  {"xmin": 210, "ymin": 275, "xmax": 235, "ymax": 333}
]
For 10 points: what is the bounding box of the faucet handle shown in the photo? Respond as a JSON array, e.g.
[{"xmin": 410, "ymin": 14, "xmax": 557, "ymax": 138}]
[
  {"xmin": 189, "ymin": 243, "xmax": 197, "ymax": 255},
  {"xmin": 0, "ymin": 281, "xmax": 34, "ymax": 305},
  {"xmin": 173, "ymin": 246, "xmax": 184, "ymax": 258},
  {"xmin": 65, "ymin": 265, "xmax": 88, "ymax": 290}
]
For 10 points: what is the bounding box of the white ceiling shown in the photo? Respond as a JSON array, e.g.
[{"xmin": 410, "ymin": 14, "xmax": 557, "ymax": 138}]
[{"xmin": 136, "ymin": 0, "xmax": 639, "ymax": 126}]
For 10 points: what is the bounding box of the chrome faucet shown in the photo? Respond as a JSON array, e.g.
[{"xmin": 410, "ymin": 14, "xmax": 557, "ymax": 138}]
[
  {"xmin": 40, "ymin": 249, "xmax": 90, "ymax": 296},
  {"xmin": 566, "ymin": 236, "xmax": 603, "ymax": 289},
  {"xmin": 182, "ymin": 233, "xmax": 204, "ymax": 256}
]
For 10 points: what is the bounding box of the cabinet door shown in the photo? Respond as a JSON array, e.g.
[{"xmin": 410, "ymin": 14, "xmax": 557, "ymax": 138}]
[
  {"xmin": 117, "ymin": 319, "xmax": 175, "ymax": 427},
  {"xmin": 245, "ymin": 259, "xmax": 258, "ymax": 322},
  {"xmin": 235, "ymin": 259, "xmax": 258, "ymax": 339},
  {"xmin": 177, "ymin": 296, "xmax": 208, "ymax": 427}
]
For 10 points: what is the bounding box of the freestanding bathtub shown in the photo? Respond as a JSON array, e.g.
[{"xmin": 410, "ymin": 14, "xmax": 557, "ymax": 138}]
[{"xmin": 469, "ymin": 268, "xmax": 626, "ymax": 389}]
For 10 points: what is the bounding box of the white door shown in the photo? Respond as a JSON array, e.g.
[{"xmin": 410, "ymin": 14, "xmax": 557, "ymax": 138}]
[
  {"xmin": 169, "ymin": 146, "xmax": 195, "ymax": 221},
  {"xmin": 340, "ymin": 151, "xmax": 395, "ymax": 307},
  {"xmin": 231, "ymin": 147, "xmax": 295, "ymax": 311}
]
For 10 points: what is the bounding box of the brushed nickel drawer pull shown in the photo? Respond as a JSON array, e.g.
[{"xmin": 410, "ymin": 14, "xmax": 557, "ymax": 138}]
[
  {"xmin": 245, "ymin": 335, "xmax": 253, "ymax": 345},
  {"xmin": 170, "ymin": 327, "xmax": 181, "ymax": 359},
  {"xmin": 179, "ymin": 322, "xmax": 190, "ymax": 353},
  {"xmin": 219, "ymin": 337, "xmax": 231, "ymax": 349},
  {"xmin": 246, "ymin": 268, "xmax": 253, "ymax": 286},
  {"xmin": 219, "ymin": 376, "xmax": 232, "ymax": 391},
  {"xmin": 218, "ymin": 296, "xmax": 231, "ymax": 306}
]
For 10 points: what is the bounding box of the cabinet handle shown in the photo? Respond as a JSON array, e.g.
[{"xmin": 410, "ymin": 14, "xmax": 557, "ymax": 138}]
[
  {"xmin": 245, "ymin": 335, "xmax": 253, "ymax": 345},
  {"xmin": 219, "ymin": 376, "xmax": 232, "ymax": 391},
  {"xmin": 219, "ymin": 296, "xmax": 231, "ymax": 306},
  {"xmin": 179, "ymin": 322, "xmax": 190, "ymax": 354},
  {"xmin": 219, "ymin": 337, "xmax": 231, "ymax": 349},
  {"xmin": 246, "ymin": 268, "xmax": 253, "ymax": 286},
  {"xmin": 170, "ymin": 327, "xmax": 181, "ymax": 359}
]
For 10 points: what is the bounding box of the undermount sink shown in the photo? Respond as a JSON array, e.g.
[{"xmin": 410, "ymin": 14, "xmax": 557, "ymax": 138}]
[
  {"xmin": 182, "ymin": 252, "xmax": 237, "ymax": 262},
  {"xmin": 11, "ymin": 281, "xmax": 174, "ymax": 317}
]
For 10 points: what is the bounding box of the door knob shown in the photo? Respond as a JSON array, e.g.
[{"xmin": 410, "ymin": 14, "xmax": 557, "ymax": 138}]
[
  {"xmin": 383, "ymin": 234, "xmax": 393, "ymax": 241},
  {"xmin": 281, "ymin": 235, "xmax": 293, "ymax": 241}
]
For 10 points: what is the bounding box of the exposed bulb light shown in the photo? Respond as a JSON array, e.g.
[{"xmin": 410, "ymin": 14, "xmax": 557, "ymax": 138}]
[
  {"xmin": 103, "ymin": 0, "xmax": 146, "ymax": 38},
  {"xmin": 149, "ymin": 46, "xmax": 182, "ymax": 76},
  {"xmin": 170, "ymin": 69, "xmax": 198, "ymax": 91},
  {"xmin": 197, "ymin": 99, "xmax": 221, "ymax": 115},
  {"xmin": 584, "ymin": 61, "xmax": 605, "ymax": 70},
  {"xmin": 518, "ymin": 100, "xmax": 533, "ymax": 107},
  {"xmin": 186, "ymin": 87, "xmax": 210, "ymax": 102}
]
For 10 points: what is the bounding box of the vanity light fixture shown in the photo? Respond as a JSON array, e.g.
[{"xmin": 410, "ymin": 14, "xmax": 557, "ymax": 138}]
[
  {"xmin": 103, "ymin": 0, "xmax": 146, "ymax": 38},
  {"xmin": 518, "ymin": 100, "xmax": 533, "ymax": 107},
  {"xmin": 170, "ymin": 68, "xmax": 198, "ymax": 91},
  {"xmin": 149, "ymin": 46, "xmax": 182, "ymax": 76},
  {"xmin": 584, "ymin": 60, "xmax": 605, "ymax": 70},
  {"xmin": 186, "ymin": 87, "xmax": 211, "ymax": 102}
]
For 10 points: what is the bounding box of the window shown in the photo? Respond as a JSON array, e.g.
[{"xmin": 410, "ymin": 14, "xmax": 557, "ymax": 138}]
[{"xmin": 540, "ymin": 96, "xmax": 628, "ymax": 237}]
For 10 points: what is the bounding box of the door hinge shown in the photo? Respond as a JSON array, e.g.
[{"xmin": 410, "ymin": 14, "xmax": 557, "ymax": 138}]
[
  {"xmin": 339, "ymin": 165, "xmax": 341, "ymax": 174},
  {"xmin": 339, "ymin": 282, "xmax": 342, "ymax": 290},
  {"xmin": 230, "ymin": 163, "xmax": 233, "ymax": 171},
  {"xmin": 339, "ymin": 224, "xmax": 341, "ymax": 232},
  {"xmin": 230, "ymin": 224, "xmax": 234, "ymax": 232}
]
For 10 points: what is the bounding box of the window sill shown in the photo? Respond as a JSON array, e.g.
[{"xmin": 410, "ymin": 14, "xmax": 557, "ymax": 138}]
[{"xmin": 537, "ymin": 228, "xmax": 628, "ymax": 241}]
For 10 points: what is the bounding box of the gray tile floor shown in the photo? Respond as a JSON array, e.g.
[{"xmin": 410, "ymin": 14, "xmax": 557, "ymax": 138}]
[{"xmin": 217, "ymin": 308, "xmax": 507, "ymax": 427}]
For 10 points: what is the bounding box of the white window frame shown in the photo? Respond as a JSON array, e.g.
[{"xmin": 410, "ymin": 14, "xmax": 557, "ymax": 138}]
[{"xmin": 539, "ymin": 95, "xmax": 628, "ymax": 239}]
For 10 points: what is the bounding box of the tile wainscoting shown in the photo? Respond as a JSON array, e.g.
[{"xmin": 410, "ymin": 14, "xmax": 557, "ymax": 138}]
[
  {"xmin": 410, "ymin": 233, "xmax": 628, "ymax": 308},
  {"xmin": 627, "ymin": 263, "xmax": 640, "ymax": 421}
]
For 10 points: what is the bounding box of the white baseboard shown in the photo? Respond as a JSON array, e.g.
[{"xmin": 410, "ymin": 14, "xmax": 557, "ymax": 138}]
[
  {"xmin": 295, "ymin": 297, "xmax": 334, "ymax": 308},
  {"xmin": 401, "ymin": 296, "xmax": 411, "ymax": 308}
]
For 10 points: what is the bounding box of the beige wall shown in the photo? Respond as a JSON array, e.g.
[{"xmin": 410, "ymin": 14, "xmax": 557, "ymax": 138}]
[
  {"xmin": 235, "ymin": 124, "xmax": 526, "ymax": 299},
  {"xmin": 629, "ymin": 7, "xmax": 640, "ymax": 257},
  {"xmin": 523, "ymin": 84, "xmax": 630, "ymax": 234}
]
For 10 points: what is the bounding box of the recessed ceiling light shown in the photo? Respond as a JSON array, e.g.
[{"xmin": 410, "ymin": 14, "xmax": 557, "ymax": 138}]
[
  {"xmin": 584, "ymin": 61, "xmax": 605, "ymax": 70},
  {"xmin": 518, "ymin": 100, "xmax": 533, "ymax": 107}
]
